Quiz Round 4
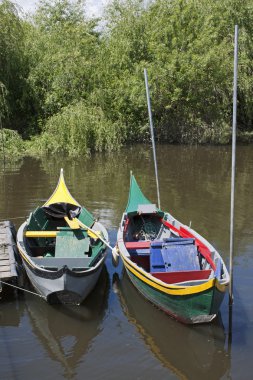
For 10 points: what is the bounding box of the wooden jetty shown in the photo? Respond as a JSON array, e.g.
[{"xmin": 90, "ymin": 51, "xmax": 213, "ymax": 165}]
[{"xmin": 0, "ymin": 221, "xmax": 19, "ymax": 291}]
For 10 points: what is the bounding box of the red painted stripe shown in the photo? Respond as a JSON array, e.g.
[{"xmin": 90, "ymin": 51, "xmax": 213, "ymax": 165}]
[
  {"xmin": 125, "ymin": 241, "xmax": 151, "ymax": 249},
  {"xmin": 162, "ymin": 220, "xmax": 216, "ymax": 270},
  {"xmin": 162, "ymin": 220, "xmax": 180, "ymax": 234},
  {"xmin": 179, "ymin": 226, "xmax": 215, "ymax": 270},
  {"xmin": 152, "ymin": 269, "xmax": 212, "ymax": 284}
]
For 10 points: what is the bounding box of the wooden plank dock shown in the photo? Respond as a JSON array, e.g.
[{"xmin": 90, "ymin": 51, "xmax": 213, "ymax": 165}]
[{"xmin": 0, "ymin": 221, "xmax": 18, "ymax": 284}]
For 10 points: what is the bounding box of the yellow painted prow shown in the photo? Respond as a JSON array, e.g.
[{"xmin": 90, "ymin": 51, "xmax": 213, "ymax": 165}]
[{"xmin": 43, "ymin": 168, "xmax": 80, "ymax": 207}]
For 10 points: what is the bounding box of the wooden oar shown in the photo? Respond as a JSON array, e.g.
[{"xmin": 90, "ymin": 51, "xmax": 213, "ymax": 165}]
[
  {"xmin": 64, "ymin": 216, "xmax": 102, "ymax": 239},
  {"xmin": 77, "ymin": 219, "xmax": 119, "ymax": 265}
]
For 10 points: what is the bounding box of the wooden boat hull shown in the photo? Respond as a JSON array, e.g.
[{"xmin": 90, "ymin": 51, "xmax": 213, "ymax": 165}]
[
  {"xmin": 16, "ymin": 169, "xmax": 109, "ymax": 304},
  {"xmin": 124, "ymin": 262, "xmax": 225, "ymax": 324},
  {"xmin": 17, "ymin": 221, "xmax": 107, "ymax": 304},
  {"xmin": 118, "ymin": 217, "xmax": 229, "ymax": 324},
  {"xmin": 117, "ymin": 173, "xmax": 229, "ymax": 324},
  {"xmin": 22, "ymin": 255, "xmax": 105, "ymax": 304}
]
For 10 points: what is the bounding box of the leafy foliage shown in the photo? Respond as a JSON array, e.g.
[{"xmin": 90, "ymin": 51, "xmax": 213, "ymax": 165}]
[
  {"xmin": 28, "ymin": 101, "xmax": 125, "ymax": 156},
  {"xmin": 0, "ymin": 128, "xmax": 25, "ymax": 157},
  {"xmin": 1, "ymin": 0, "xmax": 253, "ymax": 157},
  {"xmin": 0, "ymin": 0, "xmax": 31, "ymax": 132}
]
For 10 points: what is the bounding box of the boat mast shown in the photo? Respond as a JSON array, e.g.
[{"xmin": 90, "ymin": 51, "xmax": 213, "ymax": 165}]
[
  {"xmin": 144, "ymin": 68, "xmax": 161, "ymax": 209},
  {"xmin": 229, "ymin": 25, "xmax": 239, "ymax": 305}
]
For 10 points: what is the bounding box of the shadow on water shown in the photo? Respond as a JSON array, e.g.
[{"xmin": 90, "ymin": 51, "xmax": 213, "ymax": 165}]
[
  {"xmin": 113, "ymin": 271, "xmax": 230, "ymax": 380},
  {"xmin": 0, "ymin": 292, "xmax": 25, "ymax": 327},
  {"xmin": 24, "ymin": 266, "xmax": 110, "ymax": 378}
]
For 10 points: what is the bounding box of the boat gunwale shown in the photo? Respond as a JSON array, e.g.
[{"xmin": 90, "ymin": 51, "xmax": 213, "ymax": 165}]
[
  {"xmin": 17, "ymin": 221, "xmax": 107, "ymax": 276},
  {"xmin": 117, "ymin": 212, "xmax": 229, "ymax": 296}
]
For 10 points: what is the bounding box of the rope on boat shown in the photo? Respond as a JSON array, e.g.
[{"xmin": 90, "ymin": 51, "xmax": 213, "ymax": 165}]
[{"xmin": 0, "ymin": 280, "xmax": 46, "ymax": 299}]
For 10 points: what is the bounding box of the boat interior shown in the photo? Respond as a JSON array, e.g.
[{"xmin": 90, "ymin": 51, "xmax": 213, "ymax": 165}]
[
  {"xmin": 123, "ymin": 213, "xmax": 223, "ymax": 285},
  {"xmin": 23, "ymin": 205, "xmax": 104, "ymax": 269}
]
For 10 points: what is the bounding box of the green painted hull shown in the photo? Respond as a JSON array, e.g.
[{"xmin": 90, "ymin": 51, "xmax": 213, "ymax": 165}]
[
  {"xmin": 118, "ymin": 173, "xmax": 230, "ymax": 324},
  {"xmin": 126, "ymin": 268, "xmax": 226, "ymax": 324}
]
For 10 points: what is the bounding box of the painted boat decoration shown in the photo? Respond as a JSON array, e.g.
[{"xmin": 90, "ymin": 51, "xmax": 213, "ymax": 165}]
[
  {"xmin": 17, "ymin": 169, "xmax": 108, "ymax": 304},
  {"xmin": 116, "ymin": 173, "xmax": 230, "ymax": 324}
]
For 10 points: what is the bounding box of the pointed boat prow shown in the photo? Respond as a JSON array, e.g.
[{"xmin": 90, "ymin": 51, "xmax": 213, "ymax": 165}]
[{"xmin": 44, "ymin": 168, "xmax": 80, "ymax": 207}]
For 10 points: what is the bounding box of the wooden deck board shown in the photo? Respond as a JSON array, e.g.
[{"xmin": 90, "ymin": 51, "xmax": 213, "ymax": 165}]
[
  {"xmin": 0, "ymin": 221, "xmax": 18, "ymax": 281},
  {"xmin": 0, "ymin": 272, "xmax": 12, "ymax": 279},
  {"xmin": 0, "ymin": 263, "xmax": 11, "ymax": 267}
]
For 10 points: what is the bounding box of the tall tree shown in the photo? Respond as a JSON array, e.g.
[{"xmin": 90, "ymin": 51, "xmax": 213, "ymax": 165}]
[{"xmin": 0, "ymin": 0, "xmax": 30, "ymax": 132}]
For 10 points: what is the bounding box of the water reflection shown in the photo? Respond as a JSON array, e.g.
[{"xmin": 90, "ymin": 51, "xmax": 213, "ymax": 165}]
[
  {"xmin": 2, "ymin": 144, "xmax": 253, "ymax": 249},
  {"xmin": 114, "ymin": 272, "xmax": 230, "ymax": 380},
  {"xmin": 1, "ymin": 144, "xmax": 253, "ymax": 379},
  {"xmin": 25, "ymin": 266, "xmax": 109, "ymax": 378},
  {"xmin": 0, "ymin": 293, "xmax": 24, "ymax": 327}
]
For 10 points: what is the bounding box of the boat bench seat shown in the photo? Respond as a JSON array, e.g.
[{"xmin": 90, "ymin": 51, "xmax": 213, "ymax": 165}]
[
  {"xmin": 25, "ymin": 228, "xmax": 99, "ymax": 240},
  {"xmin": 150, "ymin": 238, "xmax": 200, "ymax": 273},
  {"xmin": 32, "ymin": 257, "xmax": 92, "ymax": 270},
  {"xmin": 152, "ymin": 269, "xmax": 212, "ymax": 284},
  {"xmin": 125, "ymin": 241, "xmax": 151, "ymax": 249},
  {"xmin": 25, "ymin": 231, "xmax": 57, "ymax": 238},
  {"xmin": 55, "ymin": 230, "xmax": 90, "ymax": 258}
]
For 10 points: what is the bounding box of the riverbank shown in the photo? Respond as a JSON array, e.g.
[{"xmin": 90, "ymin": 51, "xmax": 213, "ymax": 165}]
[{"xmin": 1, "ymin": 127, "xmax": 253, "ymax": 161}]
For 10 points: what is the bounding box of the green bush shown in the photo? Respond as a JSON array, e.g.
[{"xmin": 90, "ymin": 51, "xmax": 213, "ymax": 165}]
[
  {"xmin": 2, "ymin": 0, "xmax": 253, "ymax": 149},
  {"xmin": 28, "ymin": 102, "xmax": 126, "ymax": 156},
  {"xmin": 0, "ymin": 128, "xmax": 25, "ymax": 158}
]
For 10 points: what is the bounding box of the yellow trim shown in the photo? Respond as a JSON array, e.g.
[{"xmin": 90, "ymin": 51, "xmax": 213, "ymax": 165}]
[
  {"xmin": 86, "ymin": 229, "xmax": 101, "ymax": 240},
  {"xmin": 17, "ymin": 245, "xmax": 36, "ymax": 268},
  {"xmin": 215, "ymin": 278, "xmax": 227, "ymax": 292},
  {"xmin": 64, "ymin": 216, "xmax": 80, "ymax": 230},
  {"xmin": 43, "ymin": 168, "xmax": 80, "ymax": 207},
  {"xmin": 25, "ymin": 231, "xmax": 57, "ymax": 238},
  {"xmin": 25, "ymin": 224, "xmax": 100, "ymax": 240},
  {"xmin": 77, "ymin": 219, "xmax": 101, "ymax": 240},
  {"xmin": 121, "ymin": 253, "xmax": 227, "ymax": 296}
]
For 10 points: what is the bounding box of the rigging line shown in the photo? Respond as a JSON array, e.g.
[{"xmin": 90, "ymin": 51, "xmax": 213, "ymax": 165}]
[
  {"xmin": 144, "ymin": 68, "xmax": 161, "ymax": 209},
  {"xmin": 0, "ymin": 280, "xmax": 46, "ymax": 299}
]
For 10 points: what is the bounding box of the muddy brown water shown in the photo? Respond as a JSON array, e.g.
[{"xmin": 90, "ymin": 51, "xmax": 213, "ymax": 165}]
[{"xmin": 0, "ymin": 144, "xmax": 253, "ymax": 379}]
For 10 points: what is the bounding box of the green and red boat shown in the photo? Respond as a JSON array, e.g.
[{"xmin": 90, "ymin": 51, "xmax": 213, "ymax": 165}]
[{"xmin": 116, "ymin": 173, "xmax": 230, "ymax": 324}]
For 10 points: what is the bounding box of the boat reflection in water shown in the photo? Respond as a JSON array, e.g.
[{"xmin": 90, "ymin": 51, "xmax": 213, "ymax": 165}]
[
  {"xmin": 25, "ymin": 266, "xmax": 109, "ymax": 378},
  {"xmin": 0, "ymin": 292, "xmax": 25, "ymax": 327},
  {"xmin": 114, "ymin": 272, "xmax": 230, "ymax": 380}
]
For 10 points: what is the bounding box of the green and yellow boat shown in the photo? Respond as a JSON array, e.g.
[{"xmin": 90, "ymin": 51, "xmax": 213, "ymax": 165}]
[
  {"xmin": 116, "ymin": 173, "xmax": 230, "ymax": 324},
  {"xmin": 17, "ymin": 169, "xmax": 108, "ymax": 304}
]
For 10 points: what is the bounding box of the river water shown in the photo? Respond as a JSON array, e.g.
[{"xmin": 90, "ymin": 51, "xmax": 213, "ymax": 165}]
[{"xmin": 0, "ymin": 144, "xmax": 253, "ymax": 380}]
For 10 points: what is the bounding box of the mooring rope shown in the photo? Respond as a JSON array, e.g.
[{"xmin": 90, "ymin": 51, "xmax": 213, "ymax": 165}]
[{"xmin": 0, "ymin": 280, "xmax": 46, "ymax": 299}]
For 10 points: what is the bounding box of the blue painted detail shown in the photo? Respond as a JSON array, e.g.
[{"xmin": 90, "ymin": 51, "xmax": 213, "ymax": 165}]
[
  {"xmin": 161, "ymin": 244, "xmax": 199, "ymax": 272},
  {"xmin": 214, "ymin": 258, "xmax": 223, "ymax": 279},
  {"xmin": 150, "ymin": 245, "xmax": 166, "ymax": 272},
  {"xmin": 150, "ymin": 238, "xmax": 199, "ymax": 273},
  {"xmin": 130, "ymin": 249, "xmax": 150, "ymax": 255}
]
